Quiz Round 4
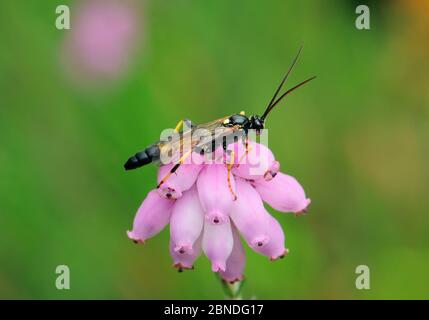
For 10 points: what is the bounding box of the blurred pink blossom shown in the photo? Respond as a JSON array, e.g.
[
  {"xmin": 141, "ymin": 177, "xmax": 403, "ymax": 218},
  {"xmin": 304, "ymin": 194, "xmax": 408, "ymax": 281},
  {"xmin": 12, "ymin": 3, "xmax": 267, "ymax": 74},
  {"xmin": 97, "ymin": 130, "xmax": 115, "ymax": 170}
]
[{"xmin": 62, "ymin": 0, "xmax": 141, "ymax": 85}]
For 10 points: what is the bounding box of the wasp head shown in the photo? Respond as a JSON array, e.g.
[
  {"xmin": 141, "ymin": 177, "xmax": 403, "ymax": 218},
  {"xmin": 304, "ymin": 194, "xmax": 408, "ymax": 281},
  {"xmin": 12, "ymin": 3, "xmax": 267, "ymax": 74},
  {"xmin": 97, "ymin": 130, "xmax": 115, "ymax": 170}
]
[{"xmin": 249, "ymin": 115, "xmax": 264, "ymax": 134}]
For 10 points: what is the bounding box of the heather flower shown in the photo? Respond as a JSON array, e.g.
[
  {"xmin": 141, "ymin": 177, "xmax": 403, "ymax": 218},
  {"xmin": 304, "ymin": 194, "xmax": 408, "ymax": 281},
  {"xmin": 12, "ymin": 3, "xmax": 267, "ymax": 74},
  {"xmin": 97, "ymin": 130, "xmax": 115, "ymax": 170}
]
[
  {"xmin": 229, "ymin": 178, "xmax": 272, "ymax": 250},
  {"xmin": 170, "ymin": 186, "xmax": 204, "ymax": 255},
  {"xmin": 202, "ymin": 217, "xmax": 234, "ymax": 272},
  {"xmin": 197, "ymin": 165, "xmax": 236, "ymax": 225},
  {"xmin": 170, "ymin": 236, "xmax": 202, "ymax": 271},
  {"xmin": 219, "ymin": 226, "xmax": 245, "ymax": 283},
  {"xmin": 253, "ymin": 213, "xmax": 289, "ymax": 260},
  {"xmin": 127, "ymin": 190, "xmax": 174, "ymax": 244},
  {"xmin": 127, "ymin": 141, "xmax": 310, "ymax": 283},
  {"xmin": 253, "ymin": 172, "xmax": 311, "ymax": 214},
  {"xmin": 228, "ymin": 141, "xmax": 280, "ymax": 181},
  {"xmin": 157, "ymin": 163, "xmax": 203, "ymax": 200}
]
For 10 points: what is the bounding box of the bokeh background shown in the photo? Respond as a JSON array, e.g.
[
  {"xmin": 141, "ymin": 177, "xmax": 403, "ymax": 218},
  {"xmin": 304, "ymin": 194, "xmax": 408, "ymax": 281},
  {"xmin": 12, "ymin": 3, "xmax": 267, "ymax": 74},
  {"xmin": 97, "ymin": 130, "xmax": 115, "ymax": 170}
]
[{"xmin": 1, "ymin": 0, "xmax": 428, "ymax": 299}]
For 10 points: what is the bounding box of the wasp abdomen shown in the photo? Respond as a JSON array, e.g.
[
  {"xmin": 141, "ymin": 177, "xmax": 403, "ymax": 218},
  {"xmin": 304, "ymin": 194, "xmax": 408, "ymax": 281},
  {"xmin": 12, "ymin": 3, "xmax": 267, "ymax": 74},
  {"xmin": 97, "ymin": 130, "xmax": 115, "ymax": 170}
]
[{"xmin": 124, "ymin": 144, "xmax": 160, "ymax": 170}]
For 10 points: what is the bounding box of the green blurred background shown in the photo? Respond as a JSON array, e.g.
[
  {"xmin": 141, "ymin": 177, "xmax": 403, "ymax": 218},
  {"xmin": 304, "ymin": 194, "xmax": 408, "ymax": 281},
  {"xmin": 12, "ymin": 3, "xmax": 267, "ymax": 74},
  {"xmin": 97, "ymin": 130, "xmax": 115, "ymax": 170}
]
[{"xmin": 1, "ymin": 0, "xmax": 428, "ymax": 299}]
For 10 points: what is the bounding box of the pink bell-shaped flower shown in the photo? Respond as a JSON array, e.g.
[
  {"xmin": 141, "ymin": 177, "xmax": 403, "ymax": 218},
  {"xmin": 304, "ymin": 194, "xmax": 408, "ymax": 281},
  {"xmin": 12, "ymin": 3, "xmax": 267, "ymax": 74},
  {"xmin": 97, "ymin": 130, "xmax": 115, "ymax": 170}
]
[
  {"xmin": 157, "ymin": 163, "xmax": 203, "ymax": 199},
  {"xmin": 202, "ymin": 217, "xmax": 234, "ymax": 272},
  {"xmin": 219, "ymin": 225, "xmax": 246, "ymax": 283},
  {"xmin": 170, "ymin": 186, "xmax": 204, "ymax": 255},
  {"xmin": 253, "ymin": 172, "xmax": 311, "ymax": 214},
  {"xmin": 230, "ymin": 178, "xmax": 271, "ymax": 250},
  {"xmin": 127, "ymin": 189, "xmax": 174, "ymax": 243},
  {"xmin": 197, "ymin": 165, "xmax": 236, "ymax": 225},
  {"xmin": 169, "ymin": 236, "xmax": 202, "ymax": 271},
  {"xmin": 228, "ymin": 141, "xmax": 280, "ymax": 181},
  {"xmin": 252, "ymin": 214, "xmax": 288, "ymax": 261}
]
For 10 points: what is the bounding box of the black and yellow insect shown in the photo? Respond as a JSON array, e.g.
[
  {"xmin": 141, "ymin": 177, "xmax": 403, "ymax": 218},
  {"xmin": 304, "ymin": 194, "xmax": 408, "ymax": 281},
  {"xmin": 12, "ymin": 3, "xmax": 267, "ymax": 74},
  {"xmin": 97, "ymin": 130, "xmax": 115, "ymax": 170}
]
[{"xmin": 124, "ymin": 46, "xmax": 315, "ymax": 190}]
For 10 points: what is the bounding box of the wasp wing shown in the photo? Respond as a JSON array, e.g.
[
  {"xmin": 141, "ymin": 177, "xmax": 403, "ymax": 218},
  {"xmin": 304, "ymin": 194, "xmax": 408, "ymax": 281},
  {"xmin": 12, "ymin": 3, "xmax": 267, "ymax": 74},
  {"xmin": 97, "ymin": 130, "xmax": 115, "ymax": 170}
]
[{"xmin": 154, "ymin": 116, "xmax": 244, "ymax": 165}]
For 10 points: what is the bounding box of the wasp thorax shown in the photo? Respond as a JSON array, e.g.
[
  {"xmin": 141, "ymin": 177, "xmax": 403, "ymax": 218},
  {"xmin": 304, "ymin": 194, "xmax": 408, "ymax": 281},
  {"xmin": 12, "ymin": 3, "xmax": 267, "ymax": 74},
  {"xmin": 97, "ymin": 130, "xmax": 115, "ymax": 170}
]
[{"xmin": 223, "ymin": 114, "xmax": 249, "ymax": 128}]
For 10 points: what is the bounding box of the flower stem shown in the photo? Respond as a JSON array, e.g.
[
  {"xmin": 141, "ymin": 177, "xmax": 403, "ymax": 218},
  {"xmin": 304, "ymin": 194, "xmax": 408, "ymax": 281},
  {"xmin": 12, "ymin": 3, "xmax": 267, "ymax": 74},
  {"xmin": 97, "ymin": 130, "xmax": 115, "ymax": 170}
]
[{"xmin": 217, "ymin": 274, "xmax": 245, "ymax": 299}]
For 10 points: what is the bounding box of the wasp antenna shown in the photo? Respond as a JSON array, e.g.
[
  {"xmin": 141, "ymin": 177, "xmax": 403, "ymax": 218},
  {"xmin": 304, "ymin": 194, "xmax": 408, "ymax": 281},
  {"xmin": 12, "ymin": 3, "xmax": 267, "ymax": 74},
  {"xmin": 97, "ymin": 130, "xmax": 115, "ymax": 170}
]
[
  {"xmin": 262, "ymin": 75, "xmax": 316, "ymax": 120},
  {"xmin": 262, "ymin": 45, "xmax": 304, "ymax": 121}
]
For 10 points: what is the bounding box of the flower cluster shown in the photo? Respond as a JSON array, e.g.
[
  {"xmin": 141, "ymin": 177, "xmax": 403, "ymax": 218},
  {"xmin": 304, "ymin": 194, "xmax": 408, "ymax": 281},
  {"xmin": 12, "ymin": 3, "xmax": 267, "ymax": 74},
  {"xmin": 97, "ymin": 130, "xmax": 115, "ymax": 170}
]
[{"xmin": 127, "ymin": 141, "xmax": 310, "ymax": 283}]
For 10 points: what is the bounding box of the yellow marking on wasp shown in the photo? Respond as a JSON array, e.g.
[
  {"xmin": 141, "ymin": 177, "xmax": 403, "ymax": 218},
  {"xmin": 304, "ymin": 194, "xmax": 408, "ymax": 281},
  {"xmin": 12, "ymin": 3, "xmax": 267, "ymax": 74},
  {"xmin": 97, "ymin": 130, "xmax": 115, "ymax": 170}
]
[
  {"xmin": 227, "ymin": 151, "xmax": 238, "ymax": 201},
  {"xmin": 157, "ymin": 149, "xmax": 193, "ymax": 188},
  {"xmin": 239, "ymin": 111, "xmax": 245, "ymax": 115},
  {"xmin": 223, "ymin": 119, "xmax": 230, "ymax": 125},
  {"xmin": 174, "ymin": 120, "xmax": 184, "ymax": 133}
]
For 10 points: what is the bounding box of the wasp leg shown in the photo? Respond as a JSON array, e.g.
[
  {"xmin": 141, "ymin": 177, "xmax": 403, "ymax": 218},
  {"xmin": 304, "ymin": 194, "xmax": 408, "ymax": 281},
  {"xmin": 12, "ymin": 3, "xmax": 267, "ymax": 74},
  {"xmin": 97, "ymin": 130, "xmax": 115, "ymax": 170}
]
[
  {"xmin": 221, "ymin": 136, "xmax": 230, "ymax": 163},
  {"xmin": 236, "ymin": 135, "xmax": 252, "ymax": 167},
  {"xmin": 157, "ymin": 149, "xmax": 193, "ymax": 189},
  {"xmin": 227, "ymin": 151, "xmax": 238, "ymax": 201}
]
